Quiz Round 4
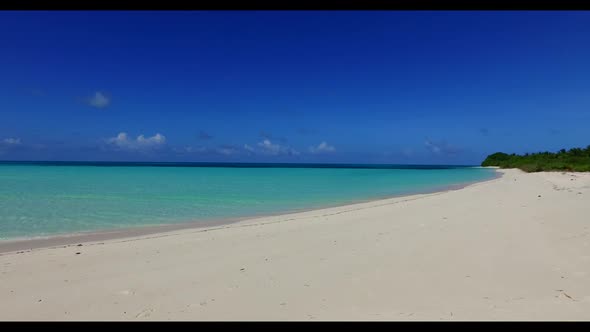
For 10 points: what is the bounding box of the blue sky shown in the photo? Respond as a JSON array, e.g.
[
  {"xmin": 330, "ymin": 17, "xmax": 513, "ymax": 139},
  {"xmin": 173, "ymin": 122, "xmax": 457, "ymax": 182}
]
[{"xmin": 1, "ymin": 11, "xmax": 589, "ymax": 164}]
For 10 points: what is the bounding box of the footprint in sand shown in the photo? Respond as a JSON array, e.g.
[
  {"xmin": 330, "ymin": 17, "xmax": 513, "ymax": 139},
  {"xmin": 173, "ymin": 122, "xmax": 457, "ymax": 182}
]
[
  {"xmin": 118, "ymin": 289, "xmax": 136, "ymax": 296},
  {"xmin": 135, "ymin": 308, "xmax": 154, "ymax": 318},
  {"xmin": 555, "ymin": 290, "xmax": 576, "ymax": 301}
]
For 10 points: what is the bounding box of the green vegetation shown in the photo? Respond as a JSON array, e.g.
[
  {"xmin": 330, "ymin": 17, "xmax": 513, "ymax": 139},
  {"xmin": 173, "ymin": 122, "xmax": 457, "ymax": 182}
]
[{"xmin": 481, "ymin": 146, "xmax": 590, "ymax": 172}]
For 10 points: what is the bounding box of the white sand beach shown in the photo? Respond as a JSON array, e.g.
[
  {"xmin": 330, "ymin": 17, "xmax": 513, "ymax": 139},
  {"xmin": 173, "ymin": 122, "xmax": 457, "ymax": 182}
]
[{"xmin": 1, "ymin": 168, "xmax": 589, "ymax": 321}]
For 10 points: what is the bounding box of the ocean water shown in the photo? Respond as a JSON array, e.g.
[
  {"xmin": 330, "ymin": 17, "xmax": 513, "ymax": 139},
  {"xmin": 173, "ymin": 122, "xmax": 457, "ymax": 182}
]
[{"xmin": 0, "ymin": 162, "xmax": 497, "ymax": 240}]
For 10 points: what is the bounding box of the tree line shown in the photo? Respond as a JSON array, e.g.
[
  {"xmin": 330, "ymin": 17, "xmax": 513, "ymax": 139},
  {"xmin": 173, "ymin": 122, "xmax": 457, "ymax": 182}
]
[{"xmin": 481, "ymin": 146, "xmax": 590, "ymax": 172}]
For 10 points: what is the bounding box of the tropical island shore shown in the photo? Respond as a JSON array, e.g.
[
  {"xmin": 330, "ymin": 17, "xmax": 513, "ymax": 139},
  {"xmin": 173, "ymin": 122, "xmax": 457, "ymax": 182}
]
[{"xmin": 1, "ymin": 169, "xmax": 589, "ymax": 320}]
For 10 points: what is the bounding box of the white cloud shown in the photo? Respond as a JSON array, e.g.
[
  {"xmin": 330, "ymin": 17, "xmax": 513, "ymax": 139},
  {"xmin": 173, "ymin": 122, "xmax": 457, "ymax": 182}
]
[
  {"xmin": 244, "ymin": 144, "xmax": 255, "ymax": 153},
  {"xmin": 309, "ymin": 141, "xmax": 335, "ymax": 154},
  {"xmin": 257, "ymin": 139, "xmax": 299, "ymax": 156},
  {"xmin": 424, "ymin": 139, "xmax": 461, "ymax": 156},
  {"xmin": 424, "ymin": 140, "xmax": 441, "ymax": 154},
  {"xmin": 214, "ymin": 144, "xmax": 242, "ymax": 156},
  {"xmin": 0, "ymin": 138, "xmax": 22, "ymax": 155},
  {"xmin": 88, "ymin": 91, "xmax": 110, "ymax": 109},
  {"xmin": 258, "ymin": 139, "xmax": 281, "ymax": 155},
  {"xmin": 107, "ymin": 132, "xmax": 166, "ymax": 150},
  {"xmin": 217, "ymin": 148, "xmax": 235, "ymax": 155},
  {"xmin": 173, "ymin": 146, "xmax": 209, "ymax": 154},
  {"xmin": 2, "ymin": 138, "xmax": 21, "ymax": 145},
  {"xmin": 137, "ymin": 133, "xmax": 165, "ymax": 146}
]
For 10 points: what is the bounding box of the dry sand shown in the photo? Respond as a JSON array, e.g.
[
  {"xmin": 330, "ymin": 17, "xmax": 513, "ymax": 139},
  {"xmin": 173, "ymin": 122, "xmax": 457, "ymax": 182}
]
[{"xmin": 1, "ymin": 169, "xmax": 589, "ymax": 321}]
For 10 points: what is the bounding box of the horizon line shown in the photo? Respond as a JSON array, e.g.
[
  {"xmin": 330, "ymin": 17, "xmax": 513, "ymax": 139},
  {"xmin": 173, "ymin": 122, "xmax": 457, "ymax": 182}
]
[{"xmin": 0, "ymin": 160, "xmax": 480, "ymax": 167}]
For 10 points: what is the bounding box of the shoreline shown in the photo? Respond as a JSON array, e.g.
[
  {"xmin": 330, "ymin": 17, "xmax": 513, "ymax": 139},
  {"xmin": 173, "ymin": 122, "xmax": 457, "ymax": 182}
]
[
  {"xmin": 2, "ymin": 168, "xmax": 590, "ymax": 320},
  {"xmin": 0, "ymin": 170, "xmax": 502, "ymax": 254}
]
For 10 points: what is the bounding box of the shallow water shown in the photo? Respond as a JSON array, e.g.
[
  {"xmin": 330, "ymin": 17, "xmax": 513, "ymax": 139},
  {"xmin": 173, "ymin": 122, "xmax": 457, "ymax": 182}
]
[{"xmin": 0, "ymin": 163, "xmax": 497, "ymax": 239}]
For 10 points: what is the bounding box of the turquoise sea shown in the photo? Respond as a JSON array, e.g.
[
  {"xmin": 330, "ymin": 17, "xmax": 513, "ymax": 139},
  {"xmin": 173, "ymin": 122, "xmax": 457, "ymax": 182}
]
[{"xmin": 0, "ymin": 162, "xmax": 497, "ymax": 240}]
